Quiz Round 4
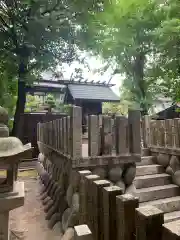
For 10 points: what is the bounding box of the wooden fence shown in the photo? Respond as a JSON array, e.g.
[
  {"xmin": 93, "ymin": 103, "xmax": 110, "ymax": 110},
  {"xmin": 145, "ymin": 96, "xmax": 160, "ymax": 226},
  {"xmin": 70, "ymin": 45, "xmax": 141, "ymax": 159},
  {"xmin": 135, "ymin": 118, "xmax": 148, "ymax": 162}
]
[
  {"xmin": 141, "ymin": 116, "xmax": 180, "ymax": 155},
  {"xmin": 19, "ymin": 112, "xmax": 67, "ymax": 157},
  {"xmin": 37, "ymin": 106, "xmax": 141, "ymax": 168},
  {"xmin": 74, "ymin": 170, "xmax": 180, "ymax": 240}
]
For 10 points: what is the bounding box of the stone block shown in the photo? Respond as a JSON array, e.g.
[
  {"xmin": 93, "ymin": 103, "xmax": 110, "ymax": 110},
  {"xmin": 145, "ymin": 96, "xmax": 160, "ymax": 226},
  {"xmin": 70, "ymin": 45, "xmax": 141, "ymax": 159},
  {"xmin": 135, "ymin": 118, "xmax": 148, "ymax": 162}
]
[
  {"xmin": 136, "ymin": 206, "xmax": 164, "ymax": 240},
  {"xmin": 116, "ymin": 194, "xmax": 139, "ymax": 240},
  {"xmin": 157, "ymin": 154, "xmax": 170, "ymax": 167},
  {"xmin": 74, "ymin": 225, "xmax": 93, "ymax": 240}
]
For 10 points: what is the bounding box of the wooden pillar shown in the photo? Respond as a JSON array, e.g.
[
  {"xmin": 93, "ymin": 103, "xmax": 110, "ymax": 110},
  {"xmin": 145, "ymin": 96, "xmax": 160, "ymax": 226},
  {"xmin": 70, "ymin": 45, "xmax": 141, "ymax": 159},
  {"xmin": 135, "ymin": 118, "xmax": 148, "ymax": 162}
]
[
  {"xmin": 116, "ymin": 194, "xmax": 139, "ymax": 240},
  {"xmin": 135, "ymin": 206, "xmax": 164, "ymax": 240}
]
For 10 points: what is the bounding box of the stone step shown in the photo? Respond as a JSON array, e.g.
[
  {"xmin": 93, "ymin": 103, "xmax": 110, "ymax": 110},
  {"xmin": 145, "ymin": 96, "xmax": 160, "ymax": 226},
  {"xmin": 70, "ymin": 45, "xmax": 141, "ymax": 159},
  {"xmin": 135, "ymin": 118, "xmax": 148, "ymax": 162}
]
[
  {"xmin": 136, "ymin": 164, "xmax": 164, "ymax": 176},
  {"xmin": 134, "ymin": 173, "xmax": 171, "ymax": 189},
  {"xmin": 140, "ymin": 196, "xmax": 180, "ymax": 213},
  {"xmin": 137, "ymin": 156, "xmax": 156, "ymax": 166},
  {"xmin": 163, "ymin": 219, "xmax": 180, "ymax": 237},
  {"xmin": 137, "ymin": 184, "xmax": 180, "ymax": 203},
  {"xmin": 164, "ymin": 211, "xmax": 180, "ymax": 223},
  {"xmin": 141, "ymin": 148, "xmax": 150, "ymax": 156}
]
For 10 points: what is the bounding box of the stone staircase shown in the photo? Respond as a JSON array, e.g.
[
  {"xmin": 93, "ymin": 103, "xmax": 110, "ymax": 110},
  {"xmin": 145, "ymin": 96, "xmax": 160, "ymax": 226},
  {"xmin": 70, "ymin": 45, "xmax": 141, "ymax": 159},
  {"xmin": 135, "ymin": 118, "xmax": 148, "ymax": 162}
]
[{"xmin": 134, "ymin": 149, "xmax": 180, "ymax": 223}]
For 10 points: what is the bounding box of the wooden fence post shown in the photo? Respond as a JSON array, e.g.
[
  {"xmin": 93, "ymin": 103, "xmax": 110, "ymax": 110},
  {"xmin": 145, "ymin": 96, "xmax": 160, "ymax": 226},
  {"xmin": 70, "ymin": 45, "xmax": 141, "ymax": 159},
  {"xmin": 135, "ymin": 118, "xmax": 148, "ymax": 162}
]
[
  {"xmin": 116, "ymin": 194, "xmax": 139, "ymax": 240},
  {"xmin": 135, "ymin": 206, "xmax": 164, "ymax": 240}
]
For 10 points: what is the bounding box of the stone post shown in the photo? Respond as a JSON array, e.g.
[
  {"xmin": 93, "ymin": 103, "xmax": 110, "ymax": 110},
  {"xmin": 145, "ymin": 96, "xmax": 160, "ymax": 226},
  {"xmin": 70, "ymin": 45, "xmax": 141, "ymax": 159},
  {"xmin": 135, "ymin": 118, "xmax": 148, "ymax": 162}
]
[
  {"xmin": 115, "ymin": 116, "xmax": 129, "ymax": 154},
  {"xmin": 92, "ymin": 180, "xmax": 111, "ymax": 240},
  {"xmin": 135, "ymin": 206, "xmax": 164, "ymax": 240},
  {"xmin": 116, "ymin": 194, "xmax": 139, "ymax": 240},
  {"xmin": 85, "ymin": 175, "xmax": 100, "ymax": 230},
  {"xmin": 88, "ymin": 115, "xmax": 99, "ymax": 156},
  {"xmin": 103, "ymin": 186, "xmax": 123, "ymax": 240},
  {"xmin": 74, "ymin": 225, "xmax": 93, "ymax": 240},
  {"xmin": 78, "ymin": 170, "xmax": 92, "ymax": 225},
  {"xmin": 70, "ymin": 106, "xmax": 82, "ymax": 167},
  {"xmin": 0, "ymin": 182, "xmax": 24, "ymax": 240},
  {"xmin": 101, "ymin": 116, "xmax": 113, "ymax": 155},
  {"xmin": 128, "ymin": 110, "xmax": 141, "ymax": 155}
]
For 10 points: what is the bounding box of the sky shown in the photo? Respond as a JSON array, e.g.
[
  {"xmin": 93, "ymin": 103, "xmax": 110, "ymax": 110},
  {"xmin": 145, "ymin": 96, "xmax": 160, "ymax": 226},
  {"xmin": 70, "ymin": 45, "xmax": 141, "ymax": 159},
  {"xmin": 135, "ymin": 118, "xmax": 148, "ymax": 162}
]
[
  {"xmin": 62, "ymin": 56, "xmax": 123, "ymax": 96},
  {"xmin": 42, "ymin": 52, "xmax": 124, "ymax": 96}
]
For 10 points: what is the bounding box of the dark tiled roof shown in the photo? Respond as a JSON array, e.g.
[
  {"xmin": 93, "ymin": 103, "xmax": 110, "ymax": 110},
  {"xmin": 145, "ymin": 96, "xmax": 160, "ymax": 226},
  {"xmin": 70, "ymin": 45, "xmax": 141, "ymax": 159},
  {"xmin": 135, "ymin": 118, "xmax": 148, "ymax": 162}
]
[{"xmin": 68, "ymin": 84, "xmax": 119, "ymax": 102}]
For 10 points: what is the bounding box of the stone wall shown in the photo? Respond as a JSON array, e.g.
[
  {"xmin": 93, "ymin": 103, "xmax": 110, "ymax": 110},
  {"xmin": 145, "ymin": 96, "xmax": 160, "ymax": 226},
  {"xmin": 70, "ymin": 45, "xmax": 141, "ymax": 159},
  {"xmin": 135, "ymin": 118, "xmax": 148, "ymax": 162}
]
[
  {"xmin": 37, "ymin": 152, "xmax": 137, "ymax": 238},
  {"xmin": 36, "ymin": 106, "xmax": 141, "ymax": 238}
]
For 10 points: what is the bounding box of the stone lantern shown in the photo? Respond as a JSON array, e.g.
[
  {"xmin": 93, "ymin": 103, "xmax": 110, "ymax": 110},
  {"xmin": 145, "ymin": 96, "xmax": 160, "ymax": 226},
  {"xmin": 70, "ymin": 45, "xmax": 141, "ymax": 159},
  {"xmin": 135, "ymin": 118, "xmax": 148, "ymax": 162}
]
[{"xmin": 0, "ymin": 106, "xmax": 32, "ymax": 240}]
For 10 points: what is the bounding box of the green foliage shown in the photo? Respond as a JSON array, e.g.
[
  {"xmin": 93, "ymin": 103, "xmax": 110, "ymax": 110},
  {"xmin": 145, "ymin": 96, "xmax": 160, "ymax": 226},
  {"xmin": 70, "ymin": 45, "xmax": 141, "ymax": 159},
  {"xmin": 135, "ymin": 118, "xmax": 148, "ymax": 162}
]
[
  {"xmin": 0, "ymin": 0, "xmax": 104, "ymax": 135},
  {"xmin": 25, "ymin": 95, "xmax": 41, "ymax": 112},
  {"xmin": 77, "ymin": 0, "xmax": 165, "ymax": 114},
  {"xmin": 55, "ymin": 103, "xmax": 72, "ymax": 114},
  {"xmin": 102, "ymin": 102, "xmax": 128, "ymax": 116},
  {"xmin": 45, "ymin": 94, "xmax": 56, "ymax": 110},
  {"xmin": 76, "ymin": 0, "xmax": 180, "ymax": 113},
  {"xmin": 150, "ymin": 0, "xmax": 180, "ymax": 102}
]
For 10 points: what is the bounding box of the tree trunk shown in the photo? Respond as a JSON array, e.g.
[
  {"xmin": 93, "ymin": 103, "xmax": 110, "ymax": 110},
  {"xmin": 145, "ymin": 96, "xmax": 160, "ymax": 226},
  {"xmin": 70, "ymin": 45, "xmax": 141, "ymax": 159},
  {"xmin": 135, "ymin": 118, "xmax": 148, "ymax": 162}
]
[
  {"xmin": 140, "ymin": 105, "xmax": 148, "ymax": 116},
  {"xmin": 12, "ymin": 63, "xmax": 27, "ymax": 138},
  {"xmin": 133, "ymin": 52, "xmax": 148, "ymax": 116}
]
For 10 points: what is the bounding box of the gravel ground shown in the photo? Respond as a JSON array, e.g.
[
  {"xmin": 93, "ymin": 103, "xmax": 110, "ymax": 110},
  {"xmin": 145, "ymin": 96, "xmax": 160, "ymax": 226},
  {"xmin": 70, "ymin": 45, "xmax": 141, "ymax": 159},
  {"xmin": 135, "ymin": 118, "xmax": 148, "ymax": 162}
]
[{"xmin": 9, "ymin": 176, "xmax": 62, "ymax": 240}]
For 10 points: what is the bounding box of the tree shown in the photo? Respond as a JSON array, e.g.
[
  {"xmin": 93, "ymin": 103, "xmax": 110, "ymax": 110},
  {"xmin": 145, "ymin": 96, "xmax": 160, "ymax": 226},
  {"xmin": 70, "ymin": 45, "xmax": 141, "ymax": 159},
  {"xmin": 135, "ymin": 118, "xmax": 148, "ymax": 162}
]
[
  {"xmin": 150, "ymin": 0, "xmax": 180, "ymax": 102},
  {"xmin": 0, "ymin": 58, "xmax": 17, "ymax": 117},
  {"xmin": 78, "ymin": 0, "xmax": 166, "ymax": 115},
  {"xmin": 0, "ymin": 0, "xmax": 103, "ymax": 136}
]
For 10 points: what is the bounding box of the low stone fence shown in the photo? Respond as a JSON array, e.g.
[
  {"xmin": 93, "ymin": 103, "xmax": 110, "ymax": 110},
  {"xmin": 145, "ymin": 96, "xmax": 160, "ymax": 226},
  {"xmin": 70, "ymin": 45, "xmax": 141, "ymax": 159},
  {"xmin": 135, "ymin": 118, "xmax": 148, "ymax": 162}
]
[
  {"xmin": 141, "ymin": 116, "xmax": 180, "ymax": 186},
  {"xmin": 74, "ymin": 170, "xmax": 180, "ymax": 240},
  {"xmin": 36, "ymin": 106, "xmax": 141, "ymax": 238}
]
